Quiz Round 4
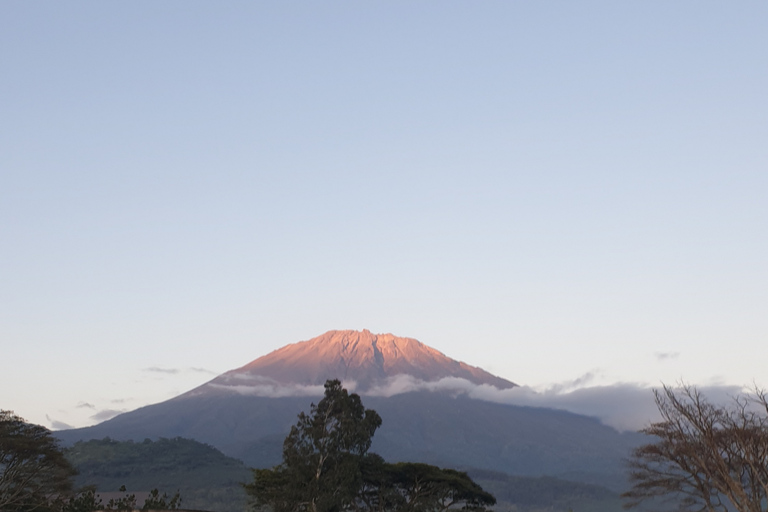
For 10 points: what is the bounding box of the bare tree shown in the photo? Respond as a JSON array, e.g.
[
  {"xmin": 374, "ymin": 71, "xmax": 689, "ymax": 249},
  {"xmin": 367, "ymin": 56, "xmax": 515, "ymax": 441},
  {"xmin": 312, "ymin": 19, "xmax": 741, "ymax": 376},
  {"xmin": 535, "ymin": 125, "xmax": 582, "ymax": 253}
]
[{"xmin": 623, "ymin": 385, "xmax": 768, "ymax": 512}]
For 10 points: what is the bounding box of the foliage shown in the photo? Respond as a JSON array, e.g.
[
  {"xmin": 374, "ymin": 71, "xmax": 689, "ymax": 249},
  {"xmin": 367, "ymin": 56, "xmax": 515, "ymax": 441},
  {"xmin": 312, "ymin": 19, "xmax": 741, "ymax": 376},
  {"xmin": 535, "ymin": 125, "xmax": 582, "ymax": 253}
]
[
  {"xmin": 244, "ymin": 379, "xmax": 495, "ymax": 512},
  {"xmin": 100, "ymin": 485, "xmax": 181, "ymax": 511},
  {"xmin": 358, "ymin": 455, "xmax": 496, "ymax": 512},
  {"xmin": 59, "ymin": 489, "xmax": 102, "ymax": 512},
  {"xmin": 0, "ymin": 410, "xmax": 77, "ymax": 512},
  {"xmin": 623, "ymin": 384, "xmax": 768, "ymax": 512},
  {"xmin": 141, "ymin": 488, "xmax": 182, "ymax": 510},
  {"xmin": 57, "ymin": 485, "xmax": 181, "ymax": 512}
]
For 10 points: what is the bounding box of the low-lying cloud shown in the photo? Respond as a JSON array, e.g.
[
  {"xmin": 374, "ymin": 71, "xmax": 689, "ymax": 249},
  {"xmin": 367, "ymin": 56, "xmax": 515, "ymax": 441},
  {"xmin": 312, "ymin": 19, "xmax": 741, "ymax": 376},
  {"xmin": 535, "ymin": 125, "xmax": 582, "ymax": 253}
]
[
  {"xmin": 205, "ymin": 374, "xmax": 746, "ymax": 431},
  {"xmin": 205, "ymin": 374, "xmax": 327, "ymax": 398}
]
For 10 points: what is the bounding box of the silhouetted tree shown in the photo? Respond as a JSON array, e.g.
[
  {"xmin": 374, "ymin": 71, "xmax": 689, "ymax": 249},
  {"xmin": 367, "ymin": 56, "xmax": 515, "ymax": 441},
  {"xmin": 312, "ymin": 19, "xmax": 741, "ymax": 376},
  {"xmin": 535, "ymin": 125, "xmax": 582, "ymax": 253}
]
[
  {"xmin": 623, "ymin": 385, "xmax": 768, "ymax": 512},
  {"xmin": 0, "ymin": 410, "xmax": 76, "ymax": 511}
]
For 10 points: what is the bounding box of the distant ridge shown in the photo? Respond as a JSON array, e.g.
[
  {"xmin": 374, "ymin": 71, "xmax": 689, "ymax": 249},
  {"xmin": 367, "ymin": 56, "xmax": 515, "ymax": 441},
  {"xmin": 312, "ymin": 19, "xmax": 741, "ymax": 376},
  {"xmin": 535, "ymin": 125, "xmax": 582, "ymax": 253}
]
[{"xmin": 188, "ymin": 329, "xmax": 516, "ymax": 396}]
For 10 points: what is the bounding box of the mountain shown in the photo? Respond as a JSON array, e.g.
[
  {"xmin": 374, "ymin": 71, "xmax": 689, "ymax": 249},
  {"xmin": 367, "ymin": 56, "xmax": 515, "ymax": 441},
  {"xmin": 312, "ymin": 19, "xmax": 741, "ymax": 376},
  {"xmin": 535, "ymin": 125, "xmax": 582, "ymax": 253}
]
[
  {"xmin": 186, "ymin": 329, "xmax": 516, "ymax": 396},
  {"xmin": 57, "ymin": 330, "xmax": 643, "ymax": 492}
]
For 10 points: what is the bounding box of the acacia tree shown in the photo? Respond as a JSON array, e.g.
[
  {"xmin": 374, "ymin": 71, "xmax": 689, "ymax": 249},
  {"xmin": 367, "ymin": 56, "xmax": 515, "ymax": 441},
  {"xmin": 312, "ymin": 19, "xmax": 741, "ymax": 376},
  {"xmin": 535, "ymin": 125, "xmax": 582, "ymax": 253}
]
[
  {"xmin": 357, "ymin": 456, "xmax": 495, "ymax": 512},
  {"xmin": 623, "ymin": 385, "xmax": 768, "ymax": 512},
  {"xmin": 0, "ymin": 410, "xmax": 76, "ymax": 512}
]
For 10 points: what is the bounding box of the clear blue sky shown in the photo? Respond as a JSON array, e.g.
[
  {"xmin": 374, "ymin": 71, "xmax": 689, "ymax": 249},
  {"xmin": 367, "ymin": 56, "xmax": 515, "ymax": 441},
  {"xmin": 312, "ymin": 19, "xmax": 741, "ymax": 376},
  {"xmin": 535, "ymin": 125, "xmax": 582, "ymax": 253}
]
[{"xmin": 1, "ymin": 2, "xmax": 766, "ymax": 429}]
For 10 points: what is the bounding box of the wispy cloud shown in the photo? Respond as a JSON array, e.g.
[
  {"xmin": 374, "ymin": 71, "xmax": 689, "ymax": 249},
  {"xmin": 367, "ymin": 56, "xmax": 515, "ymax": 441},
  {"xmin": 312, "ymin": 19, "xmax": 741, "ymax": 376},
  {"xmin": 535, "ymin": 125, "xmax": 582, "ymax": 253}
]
[
  {"xmin": 143, "ymin": 366, "xmax": 217, "ymax": 376},
  {"xmin": 542, "ymin": 370, "xmax": 600, "ymax": 394},
  {"xmin": 654, "ymin": 351, "xmax": 680, "ymax": 361},
  {"xmin": 143, "ymin": 367, "xmax": 180, "ymax": 374},
  {"xmin": 90, "ymin": 409, "xmax": 126, "ymax": 422},
  {"xmin": 76, "ymin": 401, "xmax": 96, "ymax": 409},
  {"xmin": 110, "ymin": 398, "xmax": 132, "ymax": 404},
  {"xmin": 46, "ymin": 415, "xmax": 74, "ymax": 430},
  {"xmin": 190, "ymin": 367, "xmax": 217, "ymax": 375}
]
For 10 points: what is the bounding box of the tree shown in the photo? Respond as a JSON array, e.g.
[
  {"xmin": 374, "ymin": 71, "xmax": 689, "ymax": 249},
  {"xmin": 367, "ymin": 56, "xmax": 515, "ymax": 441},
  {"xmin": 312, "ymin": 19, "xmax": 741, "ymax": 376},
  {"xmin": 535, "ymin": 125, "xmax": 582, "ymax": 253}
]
[
  {"xmin": 245, "ymin": 379, "xmax": 382, "ymax": 512},
  {"xmin": 245, "ymin": 379, "xmax": 495, "ymax": 512},
  {"xmin": 623, "ymin": 385, "xmax": 768, "ymax": 512},
  {"xmin": 1, "ymin": 410, "xmax": 76, "ymax": 512},
  {"xmin": 358, "ymin": 456, "xmax": 496, "ymax": 512}
]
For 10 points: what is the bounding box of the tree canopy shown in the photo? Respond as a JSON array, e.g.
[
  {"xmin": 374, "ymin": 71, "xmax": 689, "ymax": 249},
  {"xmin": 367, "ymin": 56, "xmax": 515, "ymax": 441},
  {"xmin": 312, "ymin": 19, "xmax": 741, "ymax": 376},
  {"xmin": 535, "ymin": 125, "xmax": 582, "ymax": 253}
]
[
  {"xmin": 244, "ymin": 379, "xmax": 495, "ymax": 512},
  {"xmin": 1, "ymin": 410, "xmax": 76, "ymax": 512},
  {"xmin": 1, "ymin": 411, "xmax": 187, "ymax": 512},
  {"xmin": 623, "ymin": 385, "xmax": 768, "ymax": 512}
]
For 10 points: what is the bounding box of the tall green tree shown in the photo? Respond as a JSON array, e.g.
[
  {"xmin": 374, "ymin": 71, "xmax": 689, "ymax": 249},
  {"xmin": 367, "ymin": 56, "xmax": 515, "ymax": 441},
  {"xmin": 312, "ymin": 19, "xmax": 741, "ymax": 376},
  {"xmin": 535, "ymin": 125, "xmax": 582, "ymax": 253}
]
[
  {"xmin": 0, "ymin": 410, "xmax": 76, "ymax": 512},
  {"xmin": 245, "ymin": 380, "xmax": 382, "ymax": 512}
]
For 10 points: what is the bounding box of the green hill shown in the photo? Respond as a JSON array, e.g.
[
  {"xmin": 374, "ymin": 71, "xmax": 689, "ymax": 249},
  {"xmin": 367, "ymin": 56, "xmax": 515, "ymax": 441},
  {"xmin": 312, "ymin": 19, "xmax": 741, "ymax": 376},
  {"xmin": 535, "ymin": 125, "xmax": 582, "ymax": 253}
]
[{"xmin": 65, "ymin": 437, "xmax": 252, "ymax": 512}]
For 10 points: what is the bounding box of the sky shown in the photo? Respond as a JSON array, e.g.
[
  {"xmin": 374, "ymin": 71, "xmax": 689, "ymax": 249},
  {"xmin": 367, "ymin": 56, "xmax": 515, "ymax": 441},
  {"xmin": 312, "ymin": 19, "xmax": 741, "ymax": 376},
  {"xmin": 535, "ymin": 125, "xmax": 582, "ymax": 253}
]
[{"xmin": 1, "ymin": 2, "xmax": 767, "ymax": 431}]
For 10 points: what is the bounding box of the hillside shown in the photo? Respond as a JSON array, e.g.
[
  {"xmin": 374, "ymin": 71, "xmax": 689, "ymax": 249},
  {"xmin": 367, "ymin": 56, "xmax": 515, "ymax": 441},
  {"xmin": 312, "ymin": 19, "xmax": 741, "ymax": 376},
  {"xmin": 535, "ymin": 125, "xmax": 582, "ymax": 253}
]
[{"xmin": 65, "ymin": 437, "xmax": 252, "ymax": 512}]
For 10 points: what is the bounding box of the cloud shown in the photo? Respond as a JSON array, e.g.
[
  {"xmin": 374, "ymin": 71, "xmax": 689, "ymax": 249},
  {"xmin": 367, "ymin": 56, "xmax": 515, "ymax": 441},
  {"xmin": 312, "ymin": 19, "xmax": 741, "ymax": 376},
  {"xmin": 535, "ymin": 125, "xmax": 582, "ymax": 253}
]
[
  {"xmin": 541, "ymin": 371, "xmax": 600, "ymax": 394},
  {"xmin": 364, "ymin": 376, "xmax": 745, "ymax": 431},
  {"xmin": 110, "ymin": 398, "xmax": 132, "ymax": 404},
  {"xmin": 189, "ymin": 367, "xmax": 217, "ymax": 375},
  {"xmin": 143, "ymin": 367, "xmax": 180, "ymax": 374},
  {"xmin": 655, "ymin": 351, "xmax": 680, "ymax": 361},
  {"xmin": 46, "ymin": 415, "xmax": 74, "ymax": 430},
  {"xmin": 198, "ymin": 373, "xmax": 748, "ymax": 432},
  {"xmin": 76, "ymin": 402, "xmax": 96, "ymax": 409},
  {"xmin": 198, "ymin": 373, "xmax": 350, "ymax": 398},
  {"xmin": 90, "ymin": 409, "xmax": 126, "ymax": 422},
  {"xmin": 143, "ymin": 366, "xmax": 217, "ymax": 376}
]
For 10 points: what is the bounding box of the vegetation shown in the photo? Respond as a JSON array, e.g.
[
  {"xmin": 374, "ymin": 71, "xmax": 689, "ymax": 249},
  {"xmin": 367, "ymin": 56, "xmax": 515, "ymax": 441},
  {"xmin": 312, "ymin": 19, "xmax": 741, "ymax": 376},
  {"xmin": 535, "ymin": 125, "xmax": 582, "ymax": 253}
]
[
  {"xmin": 1, "ymin": 410, "xmax": 76, "ymax": 512},
  {"xmin": 58, "ymin": 486, "xmax": 181, "ymax": 511},
  {"xmin": 2, "ymin": 409, "xmax": 243, "ymax": 511},
  {"xmin": 623, "ymin": 384, "xmax": 768, "ymax": 512},
  {"xmin": 244, "ymin": 379, "xmax": 496, "ymax": 512}
]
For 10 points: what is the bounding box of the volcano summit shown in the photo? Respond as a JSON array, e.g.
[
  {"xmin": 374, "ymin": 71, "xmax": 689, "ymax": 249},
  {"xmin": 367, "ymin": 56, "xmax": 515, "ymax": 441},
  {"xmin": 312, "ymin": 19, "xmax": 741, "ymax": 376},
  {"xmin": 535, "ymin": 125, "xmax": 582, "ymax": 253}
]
[{"xmin": 186, "ymin": 329, "xmax": 516, "ymax": 397}]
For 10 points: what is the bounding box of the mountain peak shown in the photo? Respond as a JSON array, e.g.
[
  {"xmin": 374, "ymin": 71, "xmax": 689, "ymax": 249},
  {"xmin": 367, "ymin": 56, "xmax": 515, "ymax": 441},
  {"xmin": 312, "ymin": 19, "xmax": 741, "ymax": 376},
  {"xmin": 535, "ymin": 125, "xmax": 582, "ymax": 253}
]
[{"xmin": 198, "ymin": 330, "xmax": 516, "ymax": 395}]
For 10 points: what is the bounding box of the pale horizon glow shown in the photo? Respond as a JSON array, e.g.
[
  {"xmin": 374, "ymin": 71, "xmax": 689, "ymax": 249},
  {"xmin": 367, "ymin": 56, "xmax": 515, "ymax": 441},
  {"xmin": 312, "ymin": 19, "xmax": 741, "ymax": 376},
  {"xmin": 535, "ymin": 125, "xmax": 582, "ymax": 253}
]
[{"xmin": 1, "ymin": 2, "xmax": 766, "ymax": 431}]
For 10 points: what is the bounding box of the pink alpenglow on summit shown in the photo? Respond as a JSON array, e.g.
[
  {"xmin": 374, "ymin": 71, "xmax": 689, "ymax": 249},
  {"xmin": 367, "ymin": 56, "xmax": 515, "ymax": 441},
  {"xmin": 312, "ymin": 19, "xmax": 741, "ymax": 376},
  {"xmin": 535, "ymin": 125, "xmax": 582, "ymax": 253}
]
[{"xmin": 188, "ymin": 330, "xmax": 516, "ymax": 398}]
